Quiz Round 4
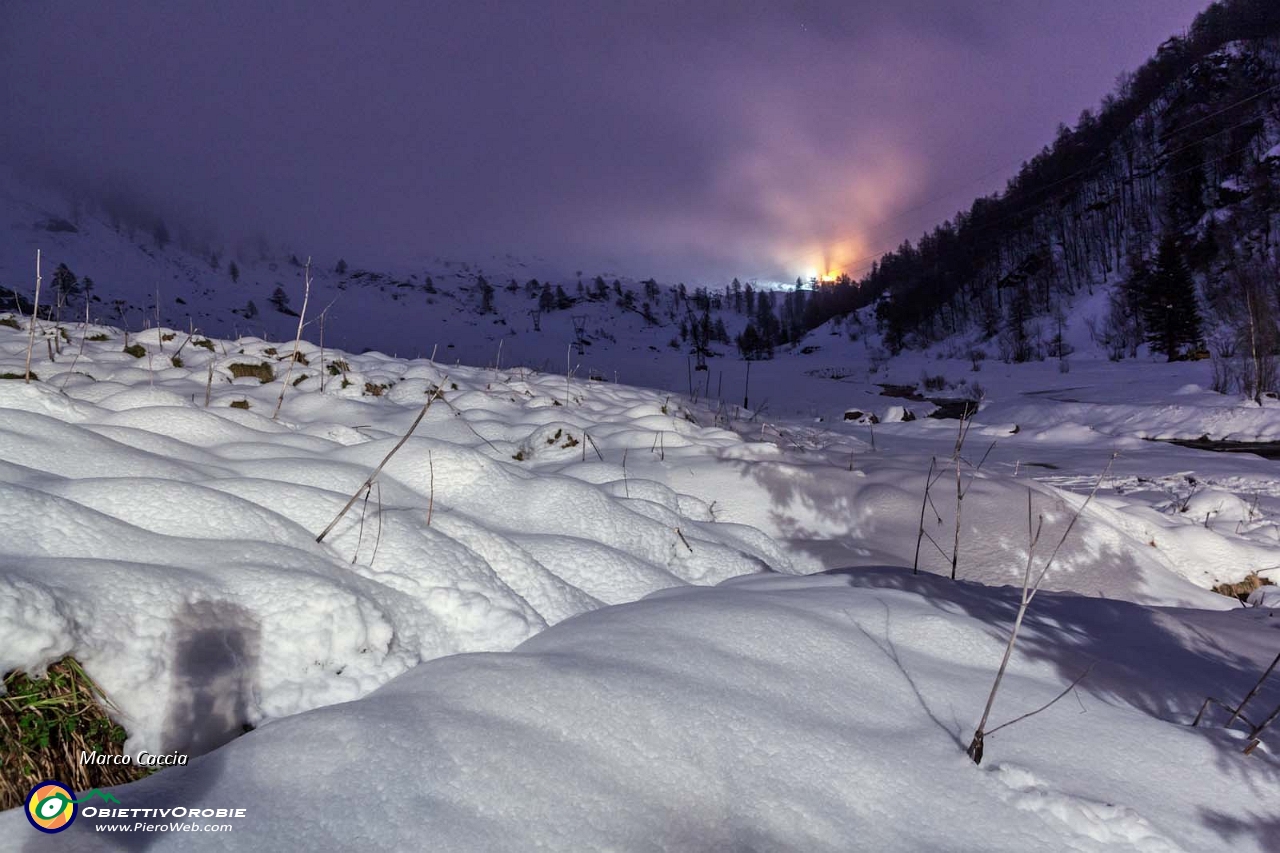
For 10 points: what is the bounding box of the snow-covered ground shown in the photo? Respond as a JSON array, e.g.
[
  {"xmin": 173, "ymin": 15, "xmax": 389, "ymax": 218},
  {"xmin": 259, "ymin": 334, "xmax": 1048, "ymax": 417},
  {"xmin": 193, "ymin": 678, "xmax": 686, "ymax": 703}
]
[
  {"xmin": 0, "ymin": 320, "xmax": 794, "ymax": 758},
  {"xmin": 8, "ymin": 569, "xmax": 1280, "ymax": 852},
  {"xmin": 2, "ymin": 315, "xmax": 1278, "ymax": 851}
]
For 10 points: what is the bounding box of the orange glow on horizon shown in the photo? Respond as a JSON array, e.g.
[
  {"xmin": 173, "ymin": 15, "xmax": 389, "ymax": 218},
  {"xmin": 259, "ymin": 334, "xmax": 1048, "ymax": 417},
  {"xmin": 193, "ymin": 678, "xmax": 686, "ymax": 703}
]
[{"xmin": 790, "ymin": 237, "xmax": 869, "ymax": 286}]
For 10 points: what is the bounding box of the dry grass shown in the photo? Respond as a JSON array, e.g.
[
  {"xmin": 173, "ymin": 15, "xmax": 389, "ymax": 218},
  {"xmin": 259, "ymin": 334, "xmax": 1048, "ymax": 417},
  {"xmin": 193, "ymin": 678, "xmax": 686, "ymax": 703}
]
[
  {"xmin": 122, "ymin": 343, "xmax": 146, "ymax": 358},
  {"xmin": 1, "ymin": 658, "xmax": 148, "ymax": 810},
  {"xmin": 1212, "ymin": 572, "xmax": 1274, "ymax": 603},
  {"xmin": 1, "ymin": 372, "xmax": 35, "ymax": 380},
  {"xmin": 364, "ymin": 382, "xmax": 389, "ymax": 396},
  {"xmin": 0, "ymin": 316, "xmax": 21, "ymax": 330},
  {"xmin": 228, "ymin": 362, "xmax": 274, "ymax": 383},
  {"xmin": 86, "ymin": 333, "xmax": 110, "ymax": 342},
  {"xmin": 229, "ymin": 399, "xmax": 251, "ymax": 410}
]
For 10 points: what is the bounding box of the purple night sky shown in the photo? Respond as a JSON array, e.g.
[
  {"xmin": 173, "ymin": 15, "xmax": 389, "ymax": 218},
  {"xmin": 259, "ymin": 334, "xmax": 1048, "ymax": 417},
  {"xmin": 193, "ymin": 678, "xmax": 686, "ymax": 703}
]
[{"xmin": 0, "ymin": 1, "xmax": 1209, "ymax": 282}]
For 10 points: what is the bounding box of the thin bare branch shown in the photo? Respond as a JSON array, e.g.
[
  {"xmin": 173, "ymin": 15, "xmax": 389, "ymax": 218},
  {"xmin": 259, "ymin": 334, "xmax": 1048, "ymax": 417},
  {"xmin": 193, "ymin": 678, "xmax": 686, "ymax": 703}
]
[
  {"xmin": 369, "ymin": 482, "xmax": 384, "ymax": 567},
  {"xmin": 1193, "ymin": 696, "xmax": 1255, "ymax": 729},
  {"xmin": 274, "ymin": 257, "xmax": 312, "ymax": 419},
  {"xmin": 1028, "ymin": 454, "xmax": 1116, "ymax": 603},
  {"xmin": 24, "ymin": 250, "xmax": 41, "ymax": 383},
  {"xmin": 316, "ymin": 381, "xmax": 447, "ymax": 543},
  {"xmin": 1226, "ymin": 649, "xmax": 1280, "ymax": 729},
  {"xmin": 913, "ymin": 456, "xmax": 936, "ymax": 575},
  {"xmin": 351, "ymin": 484, "xmax": 372, "ymax": 564},
  {"xmin": 584, "ymin": 431, "xmax": 605, "ymax": 462},
  {"xmin": 60, "ymin": 300, "xmax": 91, "ymax": 390},
  {"xmin": 985, "ymin": 663, "xmax": 1094, "ymax": 737},
  {"xmin": 426, "ymin": 449, "xmax": 435, "ymax": 527}
]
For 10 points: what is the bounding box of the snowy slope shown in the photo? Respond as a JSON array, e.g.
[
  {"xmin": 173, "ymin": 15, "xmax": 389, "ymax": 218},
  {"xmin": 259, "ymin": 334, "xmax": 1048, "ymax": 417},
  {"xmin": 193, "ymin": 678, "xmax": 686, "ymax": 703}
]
[
  {"xmin": 8, "ymin": 163, "xmax": 1280, "ymax": 446},
  {"xmin": 0, "ymin": 165, "xmax": 746, "ymax": 393},
  {"xmin": 6, "ymin": 569, "xmax": 1278, "ymax": 852}
]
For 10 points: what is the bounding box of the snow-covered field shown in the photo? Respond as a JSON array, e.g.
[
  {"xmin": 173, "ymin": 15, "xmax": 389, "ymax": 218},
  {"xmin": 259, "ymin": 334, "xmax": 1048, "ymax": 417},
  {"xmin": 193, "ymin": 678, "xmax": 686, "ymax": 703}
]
[
  {"xmin": 0, "ymin": 321, "xmax": 794, "ymax": 757},
  {"xmin": 2, "ymin": 316, "xmax": 1278, "ymax": 851},
  {"xmin": 15, "ymin": 570, "xmax": 1280, "ymax": 853}
]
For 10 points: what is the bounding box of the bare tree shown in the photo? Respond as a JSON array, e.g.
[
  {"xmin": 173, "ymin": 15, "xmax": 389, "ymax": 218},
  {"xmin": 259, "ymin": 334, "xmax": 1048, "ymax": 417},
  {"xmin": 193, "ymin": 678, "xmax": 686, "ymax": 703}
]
[
  {"xmin": 967, "ymin": 456, "xmax": 1114, "ymax": 764},
  {"xmin": 24, "ymin": 250, "xmax": 42, "ymax": 383},
  {"xmin": 274, "ymin": 258, "xmax": 312, "ymax": 419},
  {"xmin": 913, "ymin": 408, "xmax": 995, "ymax": 579},
  {"xmin": 1237, "ymin": 260, "xmax": 1278, "ymax": 403}
]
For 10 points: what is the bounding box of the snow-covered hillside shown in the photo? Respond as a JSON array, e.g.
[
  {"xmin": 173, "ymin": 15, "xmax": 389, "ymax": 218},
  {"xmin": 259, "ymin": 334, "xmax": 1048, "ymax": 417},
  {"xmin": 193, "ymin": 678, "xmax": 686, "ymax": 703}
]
[{"xmin": 0, "ymin": 165, "xmax": 752, "ymax": 392}]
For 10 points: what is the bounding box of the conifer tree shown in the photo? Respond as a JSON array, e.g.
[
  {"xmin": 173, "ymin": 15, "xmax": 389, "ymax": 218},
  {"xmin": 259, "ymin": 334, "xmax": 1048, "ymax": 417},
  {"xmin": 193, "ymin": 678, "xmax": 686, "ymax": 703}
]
[
  {"xmin": 477, "ymin": 276, "xmax": 494, "ymax": 313},
  {"xmin": 1142, "ymin": 238, "xmax": 1203, "ymax": 361},
  {"xmin": 714, "ymin": 317, "xmax": 729, "ymax": 343},
  {"xmin": 736, "ymin": 323, "xmax": 763, "ymax": 359},
  {"xmin": 269, "ymin": 285, "xmax": 291, "ymax": 313},
  {"xmin": 51, "ymin": 263, "xmax": 80, "ymax": 310},
  {"xmin": 755, "ymin": 293, "xmax": 779, "ymax": 350}
]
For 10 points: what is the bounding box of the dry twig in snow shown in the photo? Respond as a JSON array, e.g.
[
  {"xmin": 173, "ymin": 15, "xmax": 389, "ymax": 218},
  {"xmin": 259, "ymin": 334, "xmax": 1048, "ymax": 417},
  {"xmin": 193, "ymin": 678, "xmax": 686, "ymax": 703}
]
[
  {"xmin": 316, "ymin": 381, "xmax": 448, "ymax": 543},
  {"xmin": 24, "ymin": 250, "xmax": 41, "ymax": 383},
  {"xmin": 274, "ymin": 258, "xmax": 312, "ymax": 419},
  {"xmin": 966, "ymin": 454, "xmax": 1114, "ymax": 765}
]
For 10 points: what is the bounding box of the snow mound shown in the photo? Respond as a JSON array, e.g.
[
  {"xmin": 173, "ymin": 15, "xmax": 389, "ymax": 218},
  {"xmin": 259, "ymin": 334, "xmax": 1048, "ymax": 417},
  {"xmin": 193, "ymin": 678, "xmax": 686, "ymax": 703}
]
[
  {"xmin": 1246, "ymin": 585, "xmax": 1280, "ymax": 608},
  {"xmin": 14, "ymin": 569, "xmax": 1277, "ymax": 852},
  {"xmin": 0, "ymin": 325, "xmax": 790, "ymax": 757}
]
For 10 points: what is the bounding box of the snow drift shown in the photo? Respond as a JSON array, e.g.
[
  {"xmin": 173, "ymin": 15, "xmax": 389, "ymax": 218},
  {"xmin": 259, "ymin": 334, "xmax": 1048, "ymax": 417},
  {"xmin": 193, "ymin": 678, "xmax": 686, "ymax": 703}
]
[{"xmin": 7, "ymin": 569, "xmax": 1277, "ymax": 852}]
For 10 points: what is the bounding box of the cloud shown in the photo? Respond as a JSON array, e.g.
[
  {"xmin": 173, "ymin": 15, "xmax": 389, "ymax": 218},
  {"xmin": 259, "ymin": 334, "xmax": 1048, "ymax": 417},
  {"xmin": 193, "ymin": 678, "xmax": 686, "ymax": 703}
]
[{"xmin": 0, "ymin": 1, "xmax": 1207, "ymax": 282}]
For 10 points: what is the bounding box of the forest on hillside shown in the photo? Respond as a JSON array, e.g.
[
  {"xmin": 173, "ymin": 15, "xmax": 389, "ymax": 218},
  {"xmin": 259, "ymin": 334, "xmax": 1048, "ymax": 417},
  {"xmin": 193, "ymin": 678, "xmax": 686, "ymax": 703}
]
[{"xmin": 755, "ymin": 0, "xmax": 1280, "ymax": 398}]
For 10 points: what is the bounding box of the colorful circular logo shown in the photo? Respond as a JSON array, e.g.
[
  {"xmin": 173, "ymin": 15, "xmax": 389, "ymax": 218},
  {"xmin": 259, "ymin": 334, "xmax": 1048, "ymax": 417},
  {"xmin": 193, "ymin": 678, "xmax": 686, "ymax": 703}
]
[{"xmin": 25, "ymin": 781, "xmax": 77, "ymax": 833}]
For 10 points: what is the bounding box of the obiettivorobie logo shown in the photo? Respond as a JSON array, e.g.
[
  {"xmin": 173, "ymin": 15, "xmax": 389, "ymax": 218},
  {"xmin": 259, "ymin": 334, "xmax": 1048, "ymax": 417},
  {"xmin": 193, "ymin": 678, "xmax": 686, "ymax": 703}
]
[
  {"xmin": 25, "ymin": 781, "xmax": 119, "ymax": 834},
  {"xmin": 25, "ymin": 781, "xmax": 248, "ymax": 835}
]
